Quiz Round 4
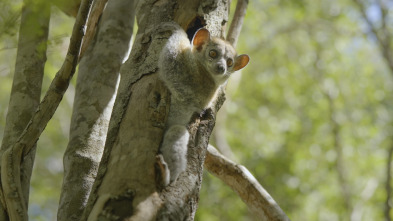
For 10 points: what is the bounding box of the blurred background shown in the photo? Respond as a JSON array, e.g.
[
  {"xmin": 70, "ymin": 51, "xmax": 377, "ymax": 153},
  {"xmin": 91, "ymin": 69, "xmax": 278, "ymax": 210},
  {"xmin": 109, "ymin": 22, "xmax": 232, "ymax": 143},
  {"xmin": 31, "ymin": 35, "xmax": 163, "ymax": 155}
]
[{"xmin": 1, "ymin": 0, "xmax": 392, "ymax": 220}]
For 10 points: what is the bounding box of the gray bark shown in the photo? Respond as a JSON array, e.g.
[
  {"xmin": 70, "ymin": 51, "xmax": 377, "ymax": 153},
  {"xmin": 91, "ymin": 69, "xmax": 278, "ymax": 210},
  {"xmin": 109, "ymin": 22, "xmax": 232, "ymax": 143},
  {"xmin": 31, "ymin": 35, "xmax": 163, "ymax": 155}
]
[
  {"xmin": 57, "ymin": 0, "xmax": 135, "ymax": 220},
  {"xmin": 81, "ymin": 0, "xmax": 229, "ymax": 220},
  {"xmin": 0, "ymin": 0, "xmax": 50, "ymax": 219}
]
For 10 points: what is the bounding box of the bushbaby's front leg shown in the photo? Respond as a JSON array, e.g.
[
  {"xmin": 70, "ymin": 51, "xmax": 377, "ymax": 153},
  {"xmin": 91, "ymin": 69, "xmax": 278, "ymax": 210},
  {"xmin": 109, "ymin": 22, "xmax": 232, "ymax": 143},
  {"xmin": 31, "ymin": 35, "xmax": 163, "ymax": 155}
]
[{"xmin": 160, "ymin": 125, "xmax": 189, "ymax": 184}]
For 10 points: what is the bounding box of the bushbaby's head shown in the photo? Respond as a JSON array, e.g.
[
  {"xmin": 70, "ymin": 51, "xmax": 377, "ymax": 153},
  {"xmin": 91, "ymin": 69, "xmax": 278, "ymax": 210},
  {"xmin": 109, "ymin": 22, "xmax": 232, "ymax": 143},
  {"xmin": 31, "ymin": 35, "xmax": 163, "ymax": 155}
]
[{"xmin": 191, "ymin": 28, "xmax": 249, "ymax": 84}]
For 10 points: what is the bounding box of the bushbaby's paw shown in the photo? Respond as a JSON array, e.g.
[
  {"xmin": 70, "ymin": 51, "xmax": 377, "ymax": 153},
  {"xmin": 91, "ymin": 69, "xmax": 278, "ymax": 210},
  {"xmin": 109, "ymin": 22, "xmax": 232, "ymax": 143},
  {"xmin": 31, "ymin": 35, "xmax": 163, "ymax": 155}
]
[{"xmin": 155, "ymin": 154, "xmax": 170, "ymax": 188}]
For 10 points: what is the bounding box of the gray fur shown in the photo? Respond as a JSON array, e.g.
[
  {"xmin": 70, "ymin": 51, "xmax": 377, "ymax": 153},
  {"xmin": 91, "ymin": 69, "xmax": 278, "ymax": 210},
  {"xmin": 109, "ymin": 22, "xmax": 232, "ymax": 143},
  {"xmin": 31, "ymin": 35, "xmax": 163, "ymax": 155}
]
[{"xmin": 160, "ymin": 125, "xmax": 189, "ymax": 183}]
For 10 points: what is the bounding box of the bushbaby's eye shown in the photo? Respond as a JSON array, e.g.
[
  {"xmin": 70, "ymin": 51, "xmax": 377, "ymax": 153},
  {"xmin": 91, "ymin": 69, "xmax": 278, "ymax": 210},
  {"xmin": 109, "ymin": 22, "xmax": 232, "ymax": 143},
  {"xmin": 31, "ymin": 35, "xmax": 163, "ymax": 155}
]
[
  {"xmin": 227, "ymin": 58, "xmax": 233, "ymax": 67},
  {"xmin": 209, "ymin": 50, "xmax": 218, "ymax": 58}
]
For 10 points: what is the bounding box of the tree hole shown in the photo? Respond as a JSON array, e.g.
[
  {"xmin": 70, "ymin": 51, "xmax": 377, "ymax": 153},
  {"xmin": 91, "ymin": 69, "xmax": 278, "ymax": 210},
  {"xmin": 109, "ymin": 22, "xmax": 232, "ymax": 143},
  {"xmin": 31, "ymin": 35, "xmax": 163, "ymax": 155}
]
[{"xmin": 186, "ymin": 17, "xmax": 206, "ymax": 41}]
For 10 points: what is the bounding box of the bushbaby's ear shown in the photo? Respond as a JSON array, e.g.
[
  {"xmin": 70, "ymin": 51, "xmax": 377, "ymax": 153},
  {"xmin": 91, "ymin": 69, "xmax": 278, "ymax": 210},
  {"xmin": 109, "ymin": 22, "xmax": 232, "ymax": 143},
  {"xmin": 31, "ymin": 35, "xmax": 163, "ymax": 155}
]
[
  {"xmin": 192, "ymin": 28, "xmax": 210, "ymax": 51},
  {"xmin": 233, "ymin": 54, "xmax": 250, "ymax": 71}
]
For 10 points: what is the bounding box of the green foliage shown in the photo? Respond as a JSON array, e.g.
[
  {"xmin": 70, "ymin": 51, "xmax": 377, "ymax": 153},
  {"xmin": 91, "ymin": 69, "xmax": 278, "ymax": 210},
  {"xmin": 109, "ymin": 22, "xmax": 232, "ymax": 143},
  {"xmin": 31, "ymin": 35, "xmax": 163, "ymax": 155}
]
[
  {"xmin": 1, "ymin": 0, "xmax": 392, "ymax": 220},
  {"xmin": 0, "ymin": 0, "xmax": 21, "ymax": 37},
  {"xmin": 196, "ymin": 0, "xmax": 392, "ymax": 220}
]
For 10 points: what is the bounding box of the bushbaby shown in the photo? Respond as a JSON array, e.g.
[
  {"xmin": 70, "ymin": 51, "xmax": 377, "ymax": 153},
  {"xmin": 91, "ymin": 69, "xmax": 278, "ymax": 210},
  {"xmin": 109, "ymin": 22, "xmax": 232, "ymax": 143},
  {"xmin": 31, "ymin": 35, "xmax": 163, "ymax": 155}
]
[{"xmin": 158, "ymin": 24, "xmax": 249, "ymax": 186}]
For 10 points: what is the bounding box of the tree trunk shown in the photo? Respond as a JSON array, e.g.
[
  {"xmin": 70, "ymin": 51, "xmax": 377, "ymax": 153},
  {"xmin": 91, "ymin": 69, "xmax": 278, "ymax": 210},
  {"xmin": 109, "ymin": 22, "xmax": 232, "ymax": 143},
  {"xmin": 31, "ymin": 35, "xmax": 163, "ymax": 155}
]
[
  {"xmin": 57, "ymin": 0, "xmax": 135, "ymax": 220},
  {"xmin": 81, "ymin": 0, "xmax": 229, "ymax": 220}
]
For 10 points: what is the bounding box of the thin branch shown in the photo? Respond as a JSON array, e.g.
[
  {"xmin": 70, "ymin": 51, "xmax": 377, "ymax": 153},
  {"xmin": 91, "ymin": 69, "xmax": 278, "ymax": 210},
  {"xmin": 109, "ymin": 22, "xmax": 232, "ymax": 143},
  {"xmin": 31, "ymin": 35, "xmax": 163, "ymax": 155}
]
[
  {"xmin": 0, "ymin": 0, "xmax": 93, "ymax": 219},
  {"xmin": 385, "ymin": 145, "xmax": 393, "ymax": 221},
  {"xmin": 226, "ymin": 0, "xmax": 248, "ymax": 47},
  {"xmin": 204, "ymin": 145, "xmax": 290, "ymax": 221},
  {"xmin": 78, "ymin": 0, "xmax": 108, "ymax": 61}
]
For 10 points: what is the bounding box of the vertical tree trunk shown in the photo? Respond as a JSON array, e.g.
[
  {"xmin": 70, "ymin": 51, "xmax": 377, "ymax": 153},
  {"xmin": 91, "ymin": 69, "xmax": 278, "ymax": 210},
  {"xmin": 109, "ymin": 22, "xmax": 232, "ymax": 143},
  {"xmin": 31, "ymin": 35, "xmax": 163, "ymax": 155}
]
[
  {"xmin": 0, "ymin": 0, "xmax": 50, "ymax": 219},
  {"xmin": 57, "ymin": 0, "xmax": 135, "ymax": 220},
  {"xmin": 81, "ymin": 0, "xmax": 229, "ymax": 220}
]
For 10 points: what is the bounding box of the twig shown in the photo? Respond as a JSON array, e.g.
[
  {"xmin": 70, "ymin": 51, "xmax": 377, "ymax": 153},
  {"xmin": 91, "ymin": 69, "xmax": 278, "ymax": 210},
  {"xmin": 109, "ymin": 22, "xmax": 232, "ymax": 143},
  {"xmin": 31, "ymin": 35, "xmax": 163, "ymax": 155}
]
[
  {"xmin": 226, "ymin": 0, "xmax": 248, "ymax": 47},
  {"xmin": 0, "ymin": 0, "xmax": 93, "ymax": 219},
  {"xmin": 205, "ymin": 145, "xmax": 290, "ymax": 221}
]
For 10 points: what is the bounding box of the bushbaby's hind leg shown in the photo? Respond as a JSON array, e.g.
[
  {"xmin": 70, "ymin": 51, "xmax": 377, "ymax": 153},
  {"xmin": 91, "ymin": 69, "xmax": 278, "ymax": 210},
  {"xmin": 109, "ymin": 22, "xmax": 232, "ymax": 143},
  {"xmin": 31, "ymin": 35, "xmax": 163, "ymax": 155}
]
[{"xmin": 160, "ymin": 125, "xmax": 189, "ymax": 184}]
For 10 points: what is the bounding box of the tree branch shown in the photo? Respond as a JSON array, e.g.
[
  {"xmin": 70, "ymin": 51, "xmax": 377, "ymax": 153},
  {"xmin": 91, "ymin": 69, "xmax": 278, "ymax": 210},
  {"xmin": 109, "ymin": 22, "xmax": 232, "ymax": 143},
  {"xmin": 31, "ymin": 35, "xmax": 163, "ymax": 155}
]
[
  {"xmin": 204, "ymin": 145, "xmax": 290, "ymax": 221},
  {"xmin": 78, "ymin": 0, "xmax": 108, "ymax": 62},
  {"xmin": 0, "ymin": 0, "xmax": 93, "ymax": 219},
  {"xmin": 226, "ymin": 0, "xmax": 248, "ymax": 47}
]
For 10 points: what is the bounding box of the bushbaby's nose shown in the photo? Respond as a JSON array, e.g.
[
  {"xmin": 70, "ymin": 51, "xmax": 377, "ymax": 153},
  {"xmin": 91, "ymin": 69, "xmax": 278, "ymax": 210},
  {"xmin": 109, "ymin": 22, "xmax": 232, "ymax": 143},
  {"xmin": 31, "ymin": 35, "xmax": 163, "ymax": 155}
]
[{"xmin": 216, "ymin": 64, "xmax": 225, "ymax": 74}]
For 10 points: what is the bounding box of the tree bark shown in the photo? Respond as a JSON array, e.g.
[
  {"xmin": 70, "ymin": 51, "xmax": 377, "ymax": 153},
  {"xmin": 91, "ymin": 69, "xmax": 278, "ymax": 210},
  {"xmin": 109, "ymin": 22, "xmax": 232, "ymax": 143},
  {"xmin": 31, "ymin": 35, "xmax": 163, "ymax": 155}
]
[
  {"xmin": 0, "ymin": 0, "xmax": 50, "ymax": 219},
  {"xmin": 81, "ymin": 0, "xmax": 230, "ymax": 220},
  {"xmin": 57, "ymin": 0, "xmax": 135, "ymax": 220}
]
